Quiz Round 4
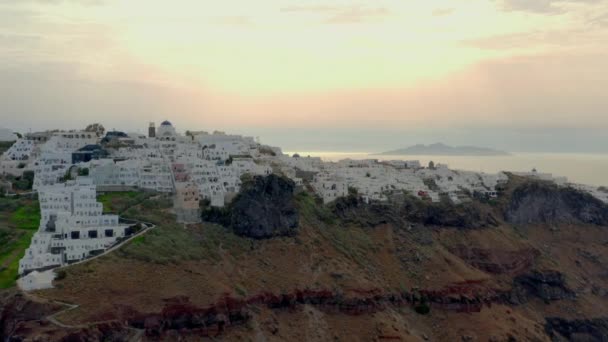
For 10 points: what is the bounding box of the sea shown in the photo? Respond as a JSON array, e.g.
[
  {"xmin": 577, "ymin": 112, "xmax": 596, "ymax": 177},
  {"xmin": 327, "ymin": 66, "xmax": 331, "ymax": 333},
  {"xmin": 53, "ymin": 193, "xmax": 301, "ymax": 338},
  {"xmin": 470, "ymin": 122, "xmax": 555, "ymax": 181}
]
[{"xmin": 284, "ymin": 151, "xmax": 608, "ymax": 187}]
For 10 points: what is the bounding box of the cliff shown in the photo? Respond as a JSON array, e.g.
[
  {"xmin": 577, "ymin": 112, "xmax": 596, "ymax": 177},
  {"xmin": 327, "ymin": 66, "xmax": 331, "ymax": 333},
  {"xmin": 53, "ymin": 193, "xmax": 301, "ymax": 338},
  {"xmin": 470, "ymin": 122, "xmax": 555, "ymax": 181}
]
[
  {"xmin": 505, "ymin": 180, "xmax": 608, "ymax": 225},
  {"xmin": 203, "ymin": 174, "xmax": 299, "ymax": 239},
  {"xmin": 4, "ymin": 175, "xmax": 608, "ymax": 341}
]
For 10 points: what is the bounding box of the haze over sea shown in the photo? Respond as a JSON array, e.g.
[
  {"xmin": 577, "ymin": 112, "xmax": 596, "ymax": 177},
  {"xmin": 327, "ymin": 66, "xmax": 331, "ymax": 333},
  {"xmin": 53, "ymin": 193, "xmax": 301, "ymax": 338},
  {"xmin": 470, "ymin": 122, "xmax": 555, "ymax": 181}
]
[{"xmin": 285, "ymin": 151, "xmax": 608, "ymax": 187}]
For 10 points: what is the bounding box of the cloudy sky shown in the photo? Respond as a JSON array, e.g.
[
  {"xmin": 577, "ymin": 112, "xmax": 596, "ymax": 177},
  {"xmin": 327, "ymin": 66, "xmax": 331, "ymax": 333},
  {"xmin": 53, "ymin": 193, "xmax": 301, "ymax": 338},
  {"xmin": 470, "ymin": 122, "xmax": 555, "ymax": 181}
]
[{"xmin": 0, "ymin": 0, "xmax": 607, "ymax": 152}]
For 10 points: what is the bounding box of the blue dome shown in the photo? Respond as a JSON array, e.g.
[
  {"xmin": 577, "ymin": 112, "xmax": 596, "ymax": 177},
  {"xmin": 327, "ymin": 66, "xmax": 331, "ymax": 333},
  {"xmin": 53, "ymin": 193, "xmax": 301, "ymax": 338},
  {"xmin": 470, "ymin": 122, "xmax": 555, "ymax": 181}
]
[{"xmin": 161, "ymin": 120, "xmax": 172, "ymax": 126}]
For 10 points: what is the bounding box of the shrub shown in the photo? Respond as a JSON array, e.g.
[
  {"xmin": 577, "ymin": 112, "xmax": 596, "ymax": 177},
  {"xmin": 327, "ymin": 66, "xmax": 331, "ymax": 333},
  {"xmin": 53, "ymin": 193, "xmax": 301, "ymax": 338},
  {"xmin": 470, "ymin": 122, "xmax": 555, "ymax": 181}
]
[
  {"xmin": 55, "ymin": 270, "xmax": 67, "ymax": 281},
  {"xmin": 414, "ymin": 302, "xmax": 430, "ymax": 315}
]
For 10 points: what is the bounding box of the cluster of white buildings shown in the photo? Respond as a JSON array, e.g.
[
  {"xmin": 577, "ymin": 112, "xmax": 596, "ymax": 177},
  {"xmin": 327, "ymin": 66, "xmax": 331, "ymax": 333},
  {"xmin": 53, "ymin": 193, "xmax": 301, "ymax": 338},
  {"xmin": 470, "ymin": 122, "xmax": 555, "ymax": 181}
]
[
  {"xmin": 4, "ymin": 120, "xmax": 607, "ymax": 277},
  {"xmin": 308, "ymin": 158, "xmax": 508, "ymax": 204},
  {"xmin": 18, "ymin": 178, "xmax": 131, "ymax": 274}
]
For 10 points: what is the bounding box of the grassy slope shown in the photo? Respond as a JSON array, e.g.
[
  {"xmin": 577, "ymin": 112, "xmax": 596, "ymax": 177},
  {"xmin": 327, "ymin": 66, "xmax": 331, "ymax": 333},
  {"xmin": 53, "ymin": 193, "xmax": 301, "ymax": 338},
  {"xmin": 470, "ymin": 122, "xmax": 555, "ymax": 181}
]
[
  {"xmin": 36, "ymin": 183, "xmax": 608, "ymax": 341},
  {"xmin": 0, "ymin": 196, "xmax": 40, "ymax": 288}
]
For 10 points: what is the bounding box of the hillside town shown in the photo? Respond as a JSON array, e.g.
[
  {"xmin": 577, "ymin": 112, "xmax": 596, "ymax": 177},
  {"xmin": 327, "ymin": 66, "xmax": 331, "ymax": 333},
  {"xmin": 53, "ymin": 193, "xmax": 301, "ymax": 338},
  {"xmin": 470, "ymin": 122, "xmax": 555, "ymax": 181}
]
[{"xmin": 1, "ymin": 122, "xmax": 607, "ymax": 279}]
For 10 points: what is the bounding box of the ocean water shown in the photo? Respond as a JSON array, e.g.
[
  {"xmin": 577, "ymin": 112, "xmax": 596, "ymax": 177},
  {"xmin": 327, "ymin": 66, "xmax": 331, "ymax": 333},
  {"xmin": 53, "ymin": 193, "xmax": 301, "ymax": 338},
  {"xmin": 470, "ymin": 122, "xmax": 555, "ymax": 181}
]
[{"xmin": 285, "ymin": 151, "xmax": 608, "ymax": 187}]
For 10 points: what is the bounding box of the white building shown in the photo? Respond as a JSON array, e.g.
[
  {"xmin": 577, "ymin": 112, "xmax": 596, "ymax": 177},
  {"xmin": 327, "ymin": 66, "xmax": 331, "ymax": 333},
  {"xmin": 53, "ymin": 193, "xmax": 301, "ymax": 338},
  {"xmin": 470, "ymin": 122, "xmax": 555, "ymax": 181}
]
[
  {"xmin": 312, "ymin": 173, "xmax": 349, "ymax": 204},
  {"xmin": 17, "ymin": 270, "xmax": 56, "ymax": 291},
  {"xmin": 3, "ymin": 139, "xmax": 34, "ymax": 161},
  {"xmin": 19, "ymin": 178, "xmax": 131, "ymax": 274}
]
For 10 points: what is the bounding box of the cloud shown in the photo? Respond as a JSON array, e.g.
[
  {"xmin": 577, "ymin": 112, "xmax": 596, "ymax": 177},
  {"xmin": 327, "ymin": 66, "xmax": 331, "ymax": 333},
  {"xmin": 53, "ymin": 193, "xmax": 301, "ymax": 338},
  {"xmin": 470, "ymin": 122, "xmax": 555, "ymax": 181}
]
[
  {"xmin": 216, "ymin": 16, "xmax": 255, "ymax": 28},
  {"xmin": 280, "ymin": 5, "xmax": 390, "ymax": 24},
  {"xmin": 588, "ymin": 11, "xmax": 608, "ymax": 27},
  {"xmin": 432, "ymin": 8, "xmax": 455, "ymax": 16},
  {"xmin": 497, "ymin": 0, "xmax": 600, "ymax": 14},
  {"xmin": 461, "ymin": 29, "xmax": 606, "ymax": 50},
  {"xmin": 0, "ymin": 0, "xmax": 105, "ymax": 5}
]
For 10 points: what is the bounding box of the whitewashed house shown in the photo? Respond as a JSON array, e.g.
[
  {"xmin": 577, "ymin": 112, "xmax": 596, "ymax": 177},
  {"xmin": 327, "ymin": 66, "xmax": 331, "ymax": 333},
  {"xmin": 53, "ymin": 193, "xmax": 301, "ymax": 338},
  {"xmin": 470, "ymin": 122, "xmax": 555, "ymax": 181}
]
[{"xmin": 19, "ymin": 178, "xmax": 131, "ymax": 274}]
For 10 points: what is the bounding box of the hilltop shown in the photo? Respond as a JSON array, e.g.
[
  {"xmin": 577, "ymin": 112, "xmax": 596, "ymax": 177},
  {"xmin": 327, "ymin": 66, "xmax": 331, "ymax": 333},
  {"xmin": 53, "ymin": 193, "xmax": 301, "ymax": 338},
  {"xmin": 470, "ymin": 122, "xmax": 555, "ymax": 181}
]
[
  {"xmin": 2, "ymin": 174, "xmax": 608, "ymax": 341},
  {"xmin": 378, "ymin": 143, "xmax": 510, "ymax": 156}
]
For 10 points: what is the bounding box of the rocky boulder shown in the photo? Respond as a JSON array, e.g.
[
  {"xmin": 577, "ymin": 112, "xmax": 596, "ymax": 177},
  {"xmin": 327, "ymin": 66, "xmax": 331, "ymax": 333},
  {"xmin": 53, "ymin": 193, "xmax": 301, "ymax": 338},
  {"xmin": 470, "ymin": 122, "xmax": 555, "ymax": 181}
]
[
  {"xmin": 0, "ymin": 290, "xmax": 61, "ymax": 341},
  {"xmin": 203, "ymin": 175, "xmax": 299, "ymax": 239},
  {"xmin": 505, "ymin": 181, "xmax": 608, "ymax": 226}
]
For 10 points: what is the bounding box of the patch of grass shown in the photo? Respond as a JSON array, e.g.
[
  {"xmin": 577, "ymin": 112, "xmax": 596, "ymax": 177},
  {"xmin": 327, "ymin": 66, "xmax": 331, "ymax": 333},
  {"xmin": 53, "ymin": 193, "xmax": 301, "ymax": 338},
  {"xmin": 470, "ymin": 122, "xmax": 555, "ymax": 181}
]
[
  {"xmin": 10, "ymin": 203, "xmax": 41, "ymax": 230},
  {"xmin": 295, "ymin": 191, "xmax": 336, "ymax": 225},
  {"xmin": 318, "ymin": 224, "xmax": 376, "ymax": 267},
  {"xmin": 0, "ymin": 230, "xmax": 34, "ymax": 288},
  {"xmin": 295, "ymin": 191, "xmax": 377, "ymax": 266},
  {"xmin": 98, "ymin": 191, "xmax": 152, "ymax": 214},
  {"xmin": 0, "ymin": 197, "xmax": 39, "ymax": 288},
  {"xmin": 121, "ymin": 196, "xmax": 175, "ymax": 225},
  {"xmin": 118, "ymin": 223, "xmax": 250, "ymax": 264},
  {"xmin": 130, "ymin": 235, "xmax": 146, "ymax": 245},
  {"xmin": 235, "ymin": 284, "xmax": 248, "ymax": 297}
]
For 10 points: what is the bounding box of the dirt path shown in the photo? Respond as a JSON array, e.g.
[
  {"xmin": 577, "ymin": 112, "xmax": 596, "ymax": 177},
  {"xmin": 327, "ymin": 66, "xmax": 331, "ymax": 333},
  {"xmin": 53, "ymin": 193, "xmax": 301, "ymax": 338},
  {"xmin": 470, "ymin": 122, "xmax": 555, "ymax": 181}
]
[{"xmin": 54, "ymin": 221, "xmax": 155, "ymax": 271}]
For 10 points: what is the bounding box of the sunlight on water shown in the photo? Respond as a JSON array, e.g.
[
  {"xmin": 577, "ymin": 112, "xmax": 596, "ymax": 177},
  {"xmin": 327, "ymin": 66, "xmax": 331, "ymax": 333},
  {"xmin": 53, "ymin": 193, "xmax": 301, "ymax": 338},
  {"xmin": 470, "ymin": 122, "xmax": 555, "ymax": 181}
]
[{"xmin": 285, "ymin": 151, "xmax": 608, "ymax": 187}]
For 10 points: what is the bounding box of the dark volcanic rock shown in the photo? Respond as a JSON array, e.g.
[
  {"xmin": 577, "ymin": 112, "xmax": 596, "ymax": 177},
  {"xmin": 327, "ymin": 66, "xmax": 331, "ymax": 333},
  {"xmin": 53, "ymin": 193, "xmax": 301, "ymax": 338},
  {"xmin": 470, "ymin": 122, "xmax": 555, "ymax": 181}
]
[
  {"xmin": 506, "ymin": 181, "xmax": 608, "ymax": 226},
  {"xmin": 0, "ymin": 290, "xmax": 61, "ymax": 341},
  {"xmin": 510, "ymin": 270, "xmax": 575, "ymax": 304},
  {"xmin": 332, "ymin": 195, "xmax": 498, "ymax": 229},
  {"xmin": 229, "ymin": 175, "xmax": 299, "ymax": 239},
  {"xmin": 545, "ymin": 317, "xmax": 608, "ymax": 341}
]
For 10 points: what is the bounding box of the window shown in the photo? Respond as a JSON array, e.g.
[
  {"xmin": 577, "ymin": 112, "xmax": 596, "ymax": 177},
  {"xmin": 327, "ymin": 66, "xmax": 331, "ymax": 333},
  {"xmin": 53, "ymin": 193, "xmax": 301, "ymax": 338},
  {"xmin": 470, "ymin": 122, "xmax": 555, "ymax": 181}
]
[
  {"xmin": 71, "ymin": 231, "xmax": 80, "ymax": 239},
  {"xmin": 88, "ymin": 230, "xmax": 98, "ymax": 238},
  {"xmin": 105, "ymin": 229, "xmax": 114, "ymax": 237}
]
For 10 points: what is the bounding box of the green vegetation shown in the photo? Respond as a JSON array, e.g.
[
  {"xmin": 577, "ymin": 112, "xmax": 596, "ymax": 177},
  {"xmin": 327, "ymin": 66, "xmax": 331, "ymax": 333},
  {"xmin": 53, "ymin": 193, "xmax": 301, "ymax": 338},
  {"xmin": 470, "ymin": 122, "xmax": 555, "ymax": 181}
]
[
  {"xmin": 295, "ymin": 191, "xmax": 336, "ymax": 226},
  {"xmin": 8, "ymin": 170, "xmax": 35, "ymax": 191},
  {"xmin": 10, "ymin": 204, "xmax": 41, "ymax": 230},
  {"xmin": 55, "ymin": 269, "xmax": 67, "ymax": 281},
  {"xmin": 295, "ymin": 191, "xmax": 376, "ymax": 266},
  {"xmin": 119, "ymin": 223, "xmax": 250, "ymax": 264},
  {"xmin": 422, "ymin": 177, "xmax": 440, "ymax": 191},
  {"xmin": 104, "ymin": 192, "xmax": 250, "ymax": 264},
  {"xmin": 97, "ymin": 191, "xmax": 153, "ymax": 214},
  {"xmin": 318, "ymin": 224, "xmax": 376, "ymax": 267},
  {"xmin": 121, "ymin": 196, "xmax": 174, "ymax": 225},
  {"xmin": 0, "ymin": 197, "xmax": 39, "ymax": 288},
  {"xmin": 414, "ymin": 302, "xmax": 431, "ymax": 315}
]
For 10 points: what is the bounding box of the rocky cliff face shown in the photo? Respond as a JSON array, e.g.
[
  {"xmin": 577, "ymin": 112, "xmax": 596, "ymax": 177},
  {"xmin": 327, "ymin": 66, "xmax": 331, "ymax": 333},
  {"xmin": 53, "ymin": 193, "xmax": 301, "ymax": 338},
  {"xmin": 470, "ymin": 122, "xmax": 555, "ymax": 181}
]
[
  {"xmin": 509, "ymin": 270, "xmax": 575, "ymax": 304},
  {"xmin": 203, "ymin": 175, "xmax": 299, "ymax": 239},
  {"xmin": 0, "ymin": 290, "xmax": 60, "ymax": 341},
  {"xmin": 505, "ymin": 181, "xmax": 608, "ymax": 225},
  {"xmin": 545, "ymin": 317, "xmax": 608, "ymax": 341},
  {"xmin": 332, "ymin": 195, "xmax": 498, "ymax": 229}
]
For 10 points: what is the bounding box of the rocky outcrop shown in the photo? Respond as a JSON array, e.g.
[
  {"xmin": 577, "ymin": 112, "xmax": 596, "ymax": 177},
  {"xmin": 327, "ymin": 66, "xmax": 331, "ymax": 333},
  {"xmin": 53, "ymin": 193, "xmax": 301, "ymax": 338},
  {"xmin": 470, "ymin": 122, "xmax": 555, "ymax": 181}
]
[
  {"xmin": 332, "ymin": 195, "xmax": 498, "ymax": 229},
  {"xmin": 59, "ymin": 322, "xmax": 133, "ymax": 342},
  {"xmin": 202, "ymin": 175, "xmax": 299, "ymax": 239},
  {"xmin": 448, "ymin": 246, "xmax": 540, "ymax": 275},
  {"xmin": 0, "ymin": 290, "xmax": 61, "ymax": 341},
  {"xmin": 545, "ymin": 317, "xmax": 608, "ymax": 341},
  {"xmin": 510, "ymin": 270, "xmax": 575, "ymax": 304},
  {"xmin": 505, "ymin": 181, "xmax": 608, "ymax": 226}
]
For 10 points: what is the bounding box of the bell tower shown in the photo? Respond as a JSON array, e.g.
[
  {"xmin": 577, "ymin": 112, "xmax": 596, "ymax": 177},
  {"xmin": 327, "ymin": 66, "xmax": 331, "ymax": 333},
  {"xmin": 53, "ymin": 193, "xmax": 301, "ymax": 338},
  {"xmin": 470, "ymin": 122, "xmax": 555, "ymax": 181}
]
[{"xmin": 148, "ymin": 122, "xmax": 156, "ymax": 138}]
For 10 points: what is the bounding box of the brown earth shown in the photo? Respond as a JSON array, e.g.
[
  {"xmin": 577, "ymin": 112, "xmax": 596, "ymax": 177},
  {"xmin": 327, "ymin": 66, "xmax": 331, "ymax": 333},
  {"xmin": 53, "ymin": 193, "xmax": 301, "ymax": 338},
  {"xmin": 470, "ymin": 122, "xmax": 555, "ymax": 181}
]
[{"xmin": 3, "ymin": 177, "xmax": 608, "ymax": 341}]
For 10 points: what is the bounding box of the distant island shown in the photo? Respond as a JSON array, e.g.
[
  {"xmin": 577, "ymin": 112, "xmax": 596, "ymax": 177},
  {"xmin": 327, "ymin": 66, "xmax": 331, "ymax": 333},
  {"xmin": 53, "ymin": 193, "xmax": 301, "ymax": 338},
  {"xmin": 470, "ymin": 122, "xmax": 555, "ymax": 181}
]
[{"xmin": 376, "ymin": 143, "xmax": 510, "ymax": 156}]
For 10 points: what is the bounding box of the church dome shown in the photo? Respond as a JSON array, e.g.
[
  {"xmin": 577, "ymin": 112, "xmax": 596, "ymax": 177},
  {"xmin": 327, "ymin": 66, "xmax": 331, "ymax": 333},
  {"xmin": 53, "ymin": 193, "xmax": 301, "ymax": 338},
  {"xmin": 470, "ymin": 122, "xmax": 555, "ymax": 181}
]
[{"xmin": 161, "ymin": 120, "xmax": 172, "ymax": 126}]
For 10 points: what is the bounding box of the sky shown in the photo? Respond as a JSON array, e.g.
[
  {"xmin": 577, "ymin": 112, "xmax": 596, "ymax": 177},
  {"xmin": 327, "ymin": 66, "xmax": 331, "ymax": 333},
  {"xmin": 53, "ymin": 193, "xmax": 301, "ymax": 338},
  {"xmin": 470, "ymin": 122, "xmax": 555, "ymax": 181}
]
[{"xmin": 0, "ymin": 0, "xmax": 607, "ymax": 152}]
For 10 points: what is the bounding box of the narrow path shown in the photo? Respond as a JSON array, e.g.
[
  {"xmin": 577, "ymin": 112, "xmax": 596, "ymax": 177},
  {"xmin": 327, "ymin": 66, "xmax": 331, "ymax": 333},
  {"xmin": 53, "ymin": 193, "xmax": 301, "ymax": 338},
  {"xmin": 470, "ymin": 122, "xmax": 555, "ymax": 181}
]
[
  {"xmin": 24, "ymin": 286, "xmax": 145, "ymax": 339},
  {"xmin": 54, "ymin": 221, "xmax": 155, "ymax": 270}
]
